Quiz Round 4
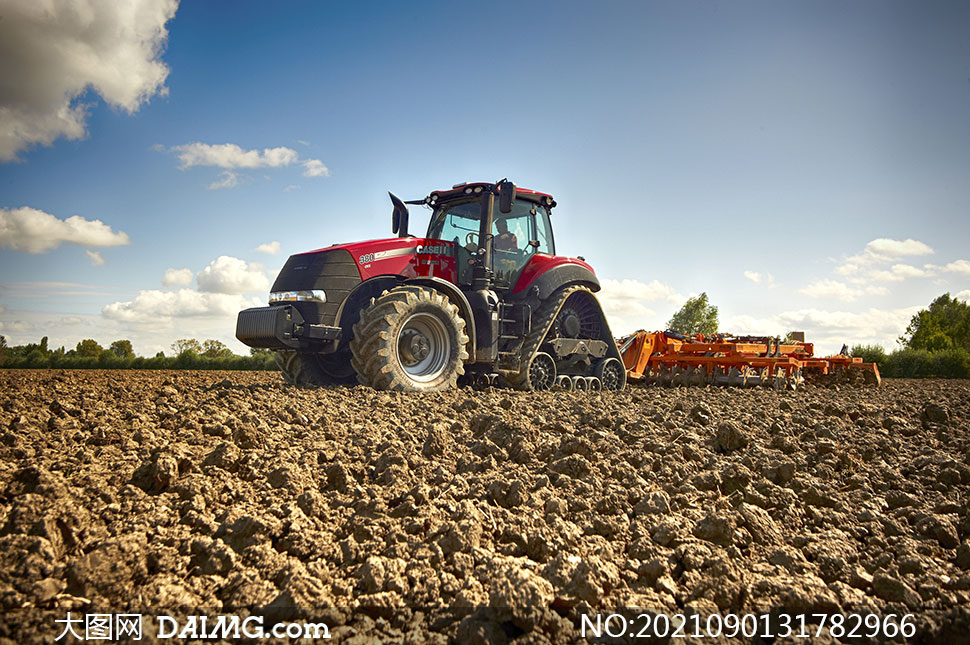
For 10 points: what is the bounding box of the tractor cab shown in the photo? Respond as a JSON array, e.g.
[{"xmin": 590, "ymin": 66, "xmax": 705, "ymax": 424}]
[{"xmin": 423, "ymin": 183, "xmax": 556, "ymax": 289}]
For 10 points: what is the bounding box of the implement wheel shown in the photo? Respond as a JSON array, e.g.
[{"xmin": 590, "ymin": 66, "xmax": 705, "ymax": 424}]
[{"xmin": 350, "ymin": 286, "xmax": 468, "ymax": 392}]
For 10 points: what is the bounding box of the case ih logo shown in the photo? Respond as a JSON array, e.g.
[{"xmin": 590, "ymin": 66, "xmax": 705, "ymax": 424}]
[{"xmin": 416, "ymin": 244, "xmax": 448, "ymax": 255}]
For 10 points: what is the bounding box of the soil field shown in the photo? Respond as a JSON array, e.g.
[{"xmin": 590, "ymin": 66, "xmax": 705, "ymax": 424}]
[{"xmin": 0, "ymin": 370, "xmax": 969, "ymax": 643}]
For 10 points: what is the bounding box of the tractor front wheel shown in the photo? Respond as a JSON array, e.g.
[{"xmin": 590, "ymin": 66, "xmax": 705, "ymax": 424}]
[
  {"xmin": 350, "ymin": 286, "xmax": 468, "ymax": 392},
  {"xmin": 275, "ymin": 350, "xmax": 357, "ymax": 386}
]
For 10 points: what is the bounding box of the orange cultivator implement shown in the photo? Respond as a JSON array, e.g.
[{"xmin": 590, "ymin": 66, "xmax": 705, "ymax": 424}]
[{"xmin": 617, "ymin": 330, "xmax": 881, "ymax": 389}]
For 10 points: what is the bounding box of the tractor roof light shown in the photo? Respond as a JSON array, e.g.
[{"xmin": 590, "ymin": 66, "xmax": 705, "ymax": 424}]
[
  {"xmin": 464, "ymin": 187, "xmax": 473, "ymax": 194},
  {"xmin": 474, "ymin": 186, "xmax": 483, "ymax": 193}
]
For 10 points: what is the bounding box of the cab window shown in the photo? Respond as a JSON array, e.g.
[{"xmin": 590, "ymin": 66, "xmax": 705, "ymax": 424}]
[
  {"xmin": 533, "ymin": 205, "xmax": 555, "ymax": 255},
  {"xmin": 427, "ymin": 200, "xmax": 480, "ymax": 245}
]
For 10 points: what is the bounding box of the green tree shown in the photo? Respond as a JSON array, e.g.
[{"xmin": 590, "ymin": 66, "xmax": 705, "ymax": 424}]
[
  {"xmin": 75, "ymin": 339, "xmax": 104, "ymax": 357},
  {"xmin": 25, "ymin": 349, "xmax": 49, "ymax": 367},
  {"xmin": 667, "ymin": 292, "xmax": 718, "ymax": 335},
  {"xmin": 901, "ymin": 293, "xmax": 970, "ymax": 352},
  {"xmin": 171, "ymin": 339, "xmax": 202, "ymax": 355},
  {"xmin": 202, "ymin": 339, "xmax": 232, "ymax": 358},
  {"xmin": 109, "ymin": 339, "xmax": 135, "ymax": 359}
]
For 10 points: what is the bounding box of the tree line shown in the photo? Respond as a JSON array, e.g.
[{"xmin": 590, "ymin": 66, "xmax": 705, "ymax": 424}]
[
  {"xmin": 851, "ymin": 293, "xmax": 970, "ymax": 378},
  {"xmin": 0, "ymin": 336, "xmax": 278, "ymax": 370}
]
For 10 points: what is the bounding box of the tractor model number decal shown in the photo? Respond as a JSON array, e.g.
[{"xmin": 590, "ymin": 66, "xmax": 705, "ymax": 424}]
[{"xmin": 358, "ymin": 247, "xmax": 419, "ymax": 265}]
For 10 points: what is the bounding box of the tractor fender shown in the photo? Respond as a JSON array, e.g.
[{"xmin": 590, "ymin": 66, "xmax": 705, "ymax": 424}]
[
  {"xmin": 404, "ymin": 276, "xmax": 477, "ymax": 360},
  {"xmin": 334, "ymin": 275, "xmax": 404, "ymax": 347},
  {"xmin": 516, "ymin": 262, "xmax": 600, "ymax": 300}
]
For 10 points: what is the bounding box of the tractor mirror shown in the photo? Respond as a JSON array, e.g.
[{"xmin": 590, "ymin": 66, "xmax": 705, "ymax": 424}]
[
  {"xmin": 389, "ymin": 192, "xmax": 409, "ymax": 237},
  {"xmin": 498, "ymin": 180, "xmax": 516, "ymax": 214}
]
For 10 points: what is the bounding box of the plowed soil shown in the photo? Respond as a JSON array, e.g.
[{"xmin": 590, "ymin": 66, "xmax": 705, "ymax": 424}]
[{"xmin": 1, "ymin": 370, "xmax": 969, "ymax": 643}]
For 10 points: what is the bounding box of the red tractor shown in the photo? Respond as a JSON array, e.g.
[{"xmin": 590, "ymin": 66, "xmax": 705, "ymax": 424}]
[{"xmin": 236, "ymin": 180, "xmax": 626, "ymax": 392}]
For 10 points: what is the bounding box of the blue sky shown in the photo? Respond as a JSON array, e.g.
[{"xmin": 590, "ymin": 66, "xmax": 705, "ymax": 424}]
[{"xmin": 1, "ymin": 0, "xmax": 968, "ymax": 355}]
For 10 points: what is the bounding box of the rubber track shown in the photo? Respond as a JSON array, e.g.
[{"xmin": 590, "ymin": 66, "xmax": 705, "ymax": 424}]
[{"xmin": 505, "ymin": 285, "xmax": 623, "ymax": 390}]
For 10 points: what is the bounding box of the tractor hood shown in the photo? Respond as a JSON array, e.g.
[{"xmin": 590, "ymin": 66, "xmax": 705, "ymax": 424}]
[{"xmin": 285, "ymin": 237, "xmax": 457, "ymax": 284}]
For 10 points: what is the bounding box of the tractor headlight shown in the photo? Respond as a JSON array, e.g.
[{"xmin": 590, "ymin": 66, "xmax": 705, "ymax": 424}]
[{"xmin": 269, "ymin": 290, "xmax": 326, "ymax": 304}]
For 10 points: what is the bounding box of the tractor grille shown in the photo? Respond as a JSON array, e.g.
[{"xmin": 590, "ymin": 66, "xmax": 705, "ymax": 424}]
[{"xmin": 271, "ymin": 249, "xmax": 360, "ymax": 325}]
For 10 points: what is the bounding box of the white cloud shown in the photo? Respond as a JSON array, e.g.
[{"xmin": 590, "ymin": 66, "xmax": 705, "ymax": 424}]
[
  {"xmin": 254, "ymin": 241, "xmax": 280, "ymax": 255},
  {"xmin": 888, "ymin": 263, "xmax": 932, "ymax": 279},
  {"xmin": 597, "ymin": 278, "xmax": 685, "ymax": 335},
  {"xmin": 284, "ymin": 184, "xmax": 301, "ymax": 192},
  {"xmin": 59, "ymin": 316, "xmax": 82, "ymax": 325},
  {"xmin": 85, "ymin": 250, "xmax": 105, "ymax": 266},
  {"xmin": 957, "ymin": 290, "xmax": 970, "ymax": 302},
  {"xmin": 867, "ymin": 263, "xmax": 937, "ymax": 283},
  {"xmin": 777, "ymin": 307, "xmax": 918, "ymax": 333},
  {"xmin": 196, "ymin": 256, "xmax": 270, "ymax": 294},
  {"xmin": 797, "ymin": 279, "xmax": 863, "ymax": 302},
  {"xmin": 865, "ymin": 238, "xmax": 933, "ymax": 257},
  {"xmin": 743, "ymin": 270, "xmax": 775, "ymax": 286},
  {"xmin": 173, "ymin": 143, "xmax": 299, "ymax": 169},
  {"xmin": 600, "ymin": 278, "xmax": 683, "ymax": 304},
  {"xmin": 0, "ymin": 207, "xmax": 130, "ymax": 253},
  {"xmin": 0, "ymin": 0, "xmax": 179, "ymax": 161},
  {"xmin": 161, "ymin": 268, "xmax": 193, "ymax": 286},
  {"xmin": 102, "ymin": 289, "xmax": 262, "ymax": 323},
  {"xmin": 726, "ymin": 305, "xmax": 921, "ymax": 355},
  {"xmin": 0, "ymin": 320, "xmax": 33, "ymax": 333},
  {"xmin": 946, "ymin": 260, "xmax": 970, "ymax": 276},
  {"xmin": 302, "ymin": 159, "xmax": 330, "ymax": 177},
  {"xmin": 163, "ymin": 142, "xmax": 328, "ymax": 186},
  {"xmin": 207, "ymin": 170, "xmax": 239, "ymax": 190},
  {"xmin": 836, "ymin": 238, "xmax": 934, "ymax": 276}
]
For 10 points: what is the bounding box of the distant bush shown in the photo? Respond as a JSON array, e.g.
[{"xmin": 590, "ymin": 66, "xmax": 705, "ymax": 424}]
[
  {"xmin": 850, "ymin": 344, "xmax": 887, "ymax": 371},
  {"xmin": 881, "ymin": 347, "xmax": 970, "ymax": 379},
  {"xmin": 1, "ymin": 351, "xmax": 277, "ymax": 371}
]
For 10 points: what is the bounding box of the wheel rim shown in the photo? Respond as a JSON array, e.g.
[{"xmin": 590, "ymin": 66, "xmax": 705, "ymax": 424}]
[
  {"xmin": 396, "ymin": 312, "xmax": 451, "ymax": 382},
  {"xmin": 529, "ymin": 353, "xmax": 556, "ymax": 390}
]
